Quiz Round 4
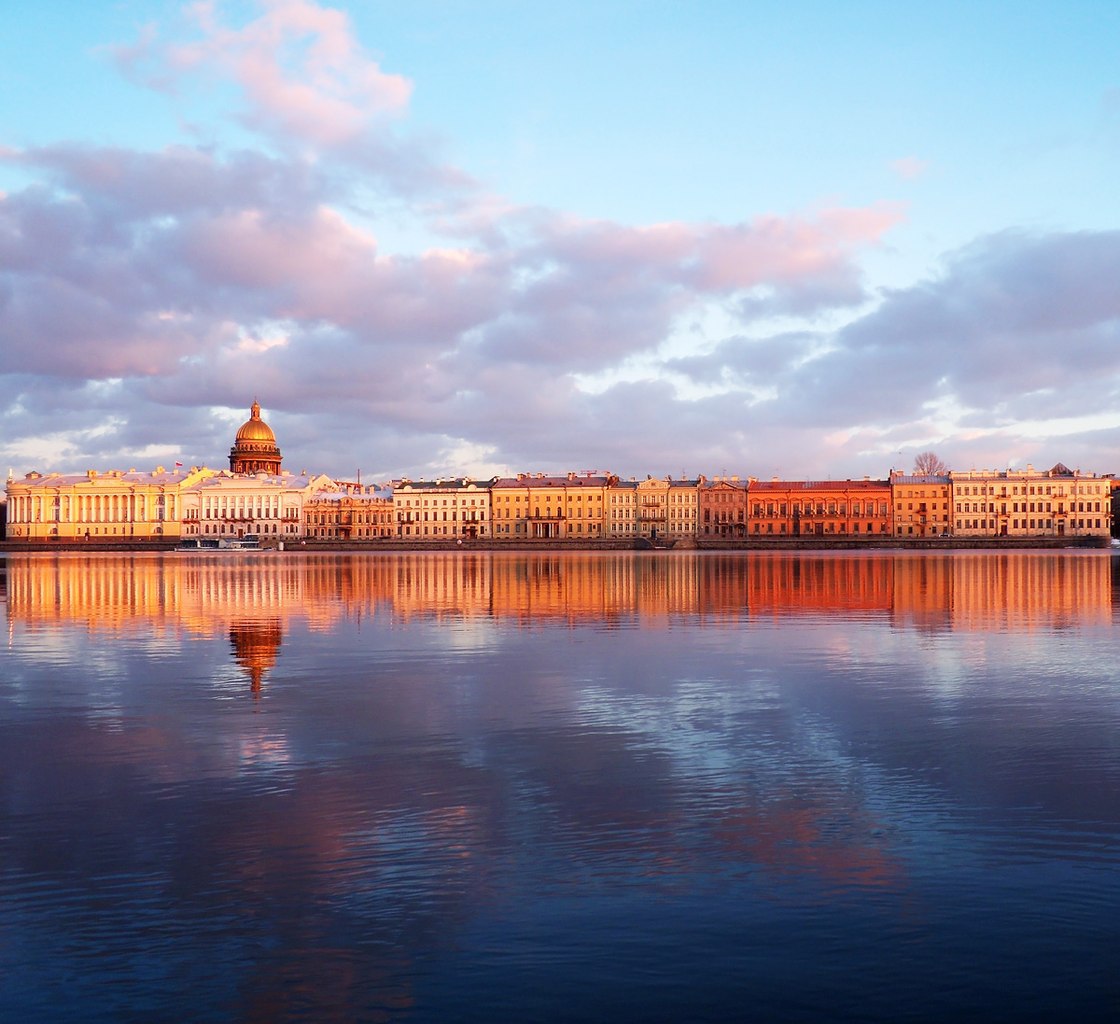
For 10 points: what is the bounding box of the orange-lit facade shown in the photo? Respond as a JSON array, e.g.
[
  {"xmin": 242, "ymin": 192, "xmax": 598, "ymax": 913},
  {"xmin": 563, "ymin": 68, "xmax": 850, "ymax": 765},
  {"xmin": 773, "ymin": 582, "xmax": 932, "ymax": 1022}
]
[
  {"xmin": 747, "ymin": 479, "xmax": 892, "ymax": 537},
  {"xmin": 891, "ymin": 473, "xmax": 952, "ymax": 537},
  {"xmin": 490, "ymin": 473, "xmax": 611, "ymax": 540},
  {"xmin": 950, "ymin": 465, "xmax": 1112, "ymax": 539},
  {"xmin": 304, "ymin": 485, "xmax": 395, "ymax": 541},
  {"xmin": 699, "ymin": 477, "xmax": 748, "ymax": 537}
]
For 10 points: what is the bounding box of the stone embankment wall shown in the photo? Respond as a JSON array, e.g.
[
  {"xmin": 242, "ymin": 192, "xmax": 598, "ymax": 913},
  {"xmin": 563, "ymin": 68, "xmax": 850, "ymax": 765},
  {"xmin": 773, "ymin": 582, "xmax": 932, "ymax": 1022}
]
[{"xmin": 4, "ymin": 536, "xmax": 1109, "ymax": 553}]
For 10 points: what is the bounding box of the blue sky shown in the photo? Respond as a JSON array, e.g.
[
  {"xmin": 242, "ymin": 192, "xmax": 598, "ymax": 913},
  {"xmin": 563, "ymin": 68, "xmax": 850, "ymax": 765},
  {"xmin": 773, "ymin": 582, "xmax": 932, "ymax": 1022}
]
[{"xmin": 2, "ymin": 0, "xmax": 1118, "ymax": 482}]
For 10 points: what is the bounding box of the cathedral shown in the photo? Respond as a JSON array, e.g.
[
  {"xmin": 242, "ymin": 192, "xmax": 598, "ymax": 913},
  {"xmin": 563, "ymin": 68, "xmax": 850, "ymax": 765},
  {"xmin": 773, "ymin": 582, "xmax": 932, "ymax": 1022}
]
[{"xmin": 229, "ymin": 400, "xmax": 282, "ymax": 475}]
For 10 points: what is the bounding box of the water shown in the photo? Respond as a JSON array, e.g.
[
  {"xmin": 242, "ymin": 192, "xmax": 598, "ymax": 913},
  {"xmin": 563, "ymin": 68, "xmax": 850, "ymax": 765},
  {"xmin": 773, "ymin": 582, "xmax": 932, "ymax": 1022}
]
[{"xmin": 1, "ymin": 551, "xmax": 1118, "ymax": 1023}]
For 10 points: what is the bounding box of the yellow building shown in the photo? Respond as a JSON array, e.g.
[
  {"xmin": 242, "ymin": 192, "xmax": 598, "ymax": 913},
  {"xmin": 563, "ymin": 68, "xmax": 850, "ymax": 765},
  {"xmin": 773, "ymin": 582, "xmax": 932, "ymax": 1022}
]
[
  {"xmin": 606, "ymin": 479, "xmax": 638, "ymax": 539},
  {"xmin": 950, "ymin": 464, "xmax": 1112, "ymax": 539},
  {"xmin": 393, "ymin": 478, "xmax": 493, "ymax": 540},
  {"xmin": 623, "ymin": 476, "xmax": 701, "ymax": 541},
  {"xmin": 490, "ymin": 473, "xmax": 612, "ymax": 540},
  {"xmin": 4, "ymin": 465, "xmax": 213, "ymax": 543},
  {"xmin": 890, "ymin": 473, "xmax": 952, "ymax": 537}
]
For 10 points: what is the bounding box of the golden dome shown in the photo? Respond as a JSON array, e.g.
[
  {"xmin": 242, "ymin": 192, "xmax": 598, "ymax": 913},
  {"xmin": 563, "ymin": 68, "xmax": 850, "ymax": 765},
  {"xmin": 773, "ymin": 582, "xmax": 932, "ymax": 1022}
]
[
  {"xmin": 230, "ymin": 400, "xmax": 283, "ymax": 474},
  {"xmin": 235, "ymin": 400, "xmax": 276, "ymax": 443}
]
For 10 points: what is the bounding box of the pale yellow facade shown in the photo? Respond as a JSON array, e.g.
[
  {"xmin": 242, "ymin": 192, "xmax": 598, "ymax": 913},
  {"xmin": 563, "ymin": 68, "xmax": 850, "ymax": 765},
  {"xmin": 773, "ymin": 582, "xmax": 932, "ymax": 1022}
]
[
  {"xmin": 621, "ymin": 477, "xmax": 701, "ymax": 540},
  {"xmin": 950, "ymin": 465, "xmax": 1112, "ymax": 539},
  {"xmin": 393, "ymin": 478, "xmax": 493, "ymax": 540},
  {"xmin": 606, "ymin": 480, "xmax": 638, "ymax": 538},
  {"xmin": 667, "ymin": 480, "xmax": 701, "ymax": 539}
]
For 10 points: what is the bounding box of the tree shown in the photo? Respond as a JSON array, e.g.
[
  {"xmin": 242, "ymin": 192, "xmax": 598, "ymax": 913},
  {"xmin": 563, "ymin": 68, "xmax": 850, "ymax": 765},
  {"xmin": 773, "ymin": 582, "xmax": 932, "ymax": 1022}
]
[{"xmin": 913, "ymin": 451, "xmax": 949, "ymax": 475}]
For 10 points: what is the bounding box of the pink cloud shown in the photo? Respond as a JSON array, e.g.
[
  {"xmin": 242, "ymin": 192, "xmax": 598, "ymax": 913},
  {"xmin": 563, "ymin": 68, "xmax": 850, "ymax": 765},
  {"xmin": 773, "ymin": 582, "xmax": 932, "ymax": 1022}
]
[
  {"xmin": 690, "ymin": 204, "xmax": 904, "ymax": 291},
  {"xmin": 120, "ymin": 0, "xmax": 413, "ymax": 148},
  {"xmin": 889, "ymin": 156, "xmax": 929, "ymax": 180}
]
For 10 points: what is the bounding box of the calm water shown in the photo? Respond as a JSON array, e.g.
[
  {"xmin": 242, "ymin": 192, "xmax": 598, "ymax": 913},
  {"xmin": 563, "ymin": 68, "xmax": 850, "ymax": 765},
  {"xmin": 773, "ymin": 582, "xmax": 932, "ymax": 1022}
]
[{"xmin": 1, "ymin": 550, "xmax": 1118, "ymax": 1023}]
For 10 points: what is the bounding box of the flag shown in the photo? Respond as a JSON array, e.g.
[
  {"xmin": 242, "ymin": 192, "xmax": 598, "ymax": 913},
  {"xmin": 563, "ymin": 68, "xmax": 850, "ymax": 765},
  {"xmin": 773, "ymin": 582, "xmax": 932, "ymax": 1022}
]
[{"xmin": 175, "ymin": 461, "xmax": 183, "ymax": 468}]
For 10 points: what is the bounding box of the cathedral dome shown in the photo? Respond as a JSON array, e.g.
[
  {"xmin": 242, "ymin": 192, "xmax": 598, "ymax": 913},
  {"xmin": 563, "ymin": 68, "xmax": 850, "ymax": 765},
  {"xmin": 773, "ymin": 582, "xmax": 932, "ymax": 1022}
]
[
  {"xmin": 229, "ymin": 400, "xmax": 282, "ymax": 475},
  {"xmin": 235, "ymin": 401, "xmax": 276, "ymax": 442}
]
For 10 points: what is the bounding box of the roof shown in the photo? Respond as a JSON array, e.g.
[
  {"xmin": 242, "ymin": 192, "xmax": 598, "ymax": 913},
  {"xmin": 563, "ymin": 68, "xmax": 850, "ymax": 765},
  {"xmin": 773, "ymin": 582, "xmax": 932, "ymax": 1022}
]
[
  {"xmin": 392, "ymin": 477, "xmax": 495, "ymax": 492},
  {"xmin": 10, "ymin": 467, "xmax": 210, "ymax": 489},
  {"xmin": 750, "ymin": 479, "xmax": 890, "ymax": 491},
  {"xmin": 492, "ymin": 474, "xmax": 612, "ymax": 489}
]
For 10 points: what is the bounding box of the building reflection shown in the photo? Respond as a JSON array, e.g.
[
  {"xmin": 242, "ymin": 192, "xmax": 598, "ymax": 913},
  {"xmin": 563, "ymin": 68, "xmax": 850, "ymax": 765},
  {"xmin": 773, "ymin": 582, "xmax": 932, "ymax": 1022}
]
[
  {"xmin": 229, "ymin": 618, "xmax": 283, "ymax": 694},
  {"xmin": 2, "ymin": 551, "xmax": 1113, "ymax": 647}
]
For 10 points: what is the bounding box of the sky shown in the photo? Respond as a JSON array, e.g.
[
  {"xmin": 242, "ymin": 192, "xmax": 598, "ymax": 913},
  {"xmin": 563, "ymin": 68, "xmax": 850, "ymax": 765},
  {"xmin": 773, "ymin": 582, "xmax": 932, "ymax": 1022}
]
[{"xmin": 1, "ymin": 0, "xmax": 1118, "ymax": 484}]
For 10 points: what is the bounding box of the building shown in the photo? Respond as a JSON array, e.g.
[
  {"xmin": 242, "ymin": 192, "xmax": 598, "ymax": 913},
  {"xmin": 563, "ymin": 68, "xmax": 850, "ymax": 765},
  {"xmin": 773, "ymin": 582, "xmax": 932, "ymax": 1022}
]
[
  {"xmin": 4, "ymin": 465, "xmax": 214, "ymax": 543},
  {"xmin": 229, "ymin": 400, "xmax": 283, "ymax": 475},
  {"xmin": 393, "ymin": 478, "xmax": 494, "ymax": 540},
  {"xmin": 891, "ymin": 474, "xmax": 952, "ymax": 537},
  {"xmin": 181, "ymin": 470, "xmax": 337, "ymax": 543},
  {"xmin": 305, "ymin": 484, "xmax": 395, "ymax": 541},
  {"xmin": 667, "ymin": 478, "xmax": 702, "ymax": 540},
  {"xmin": 747, "ymin": 479, "xmax": 892, "ymax": 537},
  {"xmin": 699, "ymin": 477, "xmax": 748, "ymax": 537},
  {"xmin": 626, "ymin": 476, "xmax": 702, "ymax": 541},
  {"xmin": 950, "ymin": 464, "xmax": 1112, "ymax": 539},
  {"xmin": 3, "ymin": 400, "xmax": 338, "ymax": 546},
  {"xmin": 490, "ymin": 473, "xmax": 612, "ymax": 540},
  {"xmin": 606, "ymin": 478, "xmax": 638, "ymax": 539}
]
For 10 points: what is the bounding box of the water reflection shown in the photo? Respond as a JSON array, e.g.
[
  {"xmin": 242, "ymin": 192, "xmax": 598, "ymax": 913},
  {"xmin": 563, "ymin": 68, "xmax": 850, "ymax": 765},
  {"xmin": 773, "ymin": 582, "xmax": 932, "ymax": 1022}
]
[
  {"xmin": 4, "ymin": 549, "xmax": 1114, "ymax": 638},
  {"xmin": 1, "ymin": 551, "xmax": 1118, "ymax": 1023}
]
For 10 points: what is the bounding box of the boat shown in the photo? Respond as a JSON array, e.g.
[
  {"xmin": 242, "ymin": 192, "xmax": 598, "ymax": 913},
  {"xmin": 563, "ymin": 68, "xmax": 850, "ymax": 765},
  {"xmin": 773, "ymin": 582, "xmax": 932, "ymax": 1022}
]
[{"xmin": 177, "ymin": 535, "xmax": 262, "ymax": 552}]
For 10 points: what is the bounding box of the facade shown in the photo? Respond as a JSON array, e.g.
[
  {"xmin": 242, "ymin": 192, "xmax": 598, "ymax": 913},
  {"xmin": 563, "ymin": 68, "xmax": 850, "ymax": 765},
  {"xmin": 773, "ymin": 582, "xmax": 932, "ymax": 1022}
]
[
  {"xmin": 891, "ymin": 474, "xmax": 952, "ymax": 537},
  {"xmin": 229, "ymin": 401, "xmax": 282, "ymax": 475},
  {"xmin": 393, "ymin": 478, "xmax": 493, "ymax": 540},
  {"xmin": 305, "ymin": 484, "xmax": 395, "ymax": 541},
  {"xmin": 606, "ymin": 479, "xmax": 638, "ymax": 539},
  {"xmin": 181, "ymin": 471, "xmax": 337, "ymax": 543},
  {"xmin": 490, "ymin": 473, "xmax": 611, "ymax": 540},
  {"xmin": 667, "ymin": 479, "xmax": 701, "ymax": 540},
  {"xmin": 634, "ymin": 476, "xmax": 671, "ymax": 541},
  {"xmin": 699, "ymin": 477, "xmax": 748, "ymax": 537},
  {"xmin": 747, "ymin": 479, "xmax": 892, "ymax": 537},
  {"xmin": 624, "ymin": 476, "xmax": 701, "ymax": 541},
  {"xmin": 4, "ymin": 466, "xmax": 213, "ymax": 542},
  {"xmin": 949, "ymin": 464, "xmax": 1112, "ymax": 539}
]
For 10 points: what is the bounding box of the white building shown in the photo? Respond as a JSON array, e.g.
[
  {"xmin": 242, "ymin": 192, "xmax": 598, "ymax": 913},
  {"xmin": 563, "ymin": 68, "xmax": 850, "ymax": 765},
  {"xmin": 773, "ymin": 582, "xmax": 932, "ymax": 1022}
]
[
  {"xmin": 181, "ymin": 470, "xmax": 338, "ymax": 543},
  {"xmin": 392, "ymin": 478, "xmax": 494, "ymax": 540}
]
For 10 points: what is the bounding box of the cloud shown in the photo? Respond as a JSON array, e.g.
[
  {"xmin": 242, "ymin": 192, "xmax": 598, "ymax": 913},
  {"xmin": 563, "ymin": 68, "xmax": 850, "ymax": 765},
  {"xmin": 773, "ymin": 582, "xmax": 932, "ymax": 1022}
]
[
  {"xmin": 890, "ymin": 156, "xmax": 928, "ymax": 180},
  {"xmin": 108, "ymin": 0, "xmax": 469, "ymax": 198},
  {"xmin": 116, "ymin": 0, "xmax": 411, "ymax": 143},
  {"xmin": 3, "ymin": 1, "xmax": 1115, "ymax": 482}
]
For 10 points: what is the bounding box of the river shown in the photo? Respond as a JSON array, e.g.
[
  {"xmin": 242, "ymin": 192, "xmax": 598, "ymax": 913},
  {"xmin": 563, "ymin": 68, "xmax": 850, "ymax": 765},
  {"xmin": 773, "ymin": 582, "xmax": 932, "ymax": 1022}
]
[{"xmin": 1, "ymin": 550, "xmax": 1118, "ymax": 1022}]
